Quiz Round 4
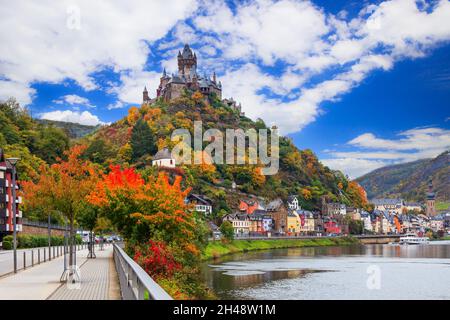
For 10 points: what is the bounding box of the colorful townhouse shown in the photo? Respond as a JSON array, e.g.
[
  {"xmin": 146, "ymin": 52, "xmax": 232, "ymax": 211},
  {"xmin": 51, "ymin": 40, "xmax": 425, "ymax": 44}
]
[
  {"xmin": 222, "ymin": 213, "xmax": 251, "ymax": 237},
  {"xmin": 266, "ymin": 198, "xmax": 287, "ymax": 235},
  {"xmin": 0, "ymin": 149, "xmax": 23, "ymax": 241}
]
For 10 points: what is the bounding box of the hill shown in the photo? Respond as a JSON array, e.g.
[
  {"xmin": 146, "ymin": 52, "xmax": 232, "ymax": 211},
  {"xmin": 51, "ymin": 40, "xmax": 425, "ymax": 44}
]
[
  {"xmin": 78, "ymin": 92, "xmax": 369, "ymax": 213},
  {"xmin": 356, "ymin": 151, "xmax": 449, "ymax": 202},
  {"xmin": 36, "ymin": 119, "xmax": 98, "ymax": 139}
]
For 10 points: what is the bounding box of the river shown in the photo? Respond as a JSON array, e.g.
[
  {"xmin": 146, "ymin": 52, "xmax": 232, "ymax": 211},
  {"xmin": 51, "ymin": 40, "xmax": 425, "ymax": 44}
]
[{"xmin": 201, "ymin": 241, "xmax": 450, "ymax": 300}]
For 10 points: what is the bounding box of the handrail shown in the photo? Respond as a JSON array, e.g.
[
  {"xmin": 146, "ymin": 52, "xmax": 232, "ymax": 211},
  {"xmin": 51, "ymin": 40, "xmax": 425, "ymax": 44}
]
[{"xmin": 112, "ymin": 243, "xmax": 173, "ymax": 300}]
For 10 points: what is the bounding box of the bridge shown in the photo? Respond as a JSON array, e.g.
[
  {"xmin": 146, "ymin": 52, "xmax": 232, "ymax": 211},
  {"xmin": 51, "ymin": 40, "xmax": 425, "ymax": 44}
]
[{"xmin": 355, "ymin": 234, "xmax": 401, "ymax": 244}]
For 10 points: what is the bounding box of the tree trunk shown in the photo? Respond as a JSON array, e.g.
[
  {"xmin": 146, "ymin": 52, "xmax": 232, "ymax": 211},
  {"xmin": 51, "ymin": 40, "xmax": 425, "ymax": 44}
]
[{"xmin": 69, "ymin": 219, "xmax": 74, "ymax": 266}]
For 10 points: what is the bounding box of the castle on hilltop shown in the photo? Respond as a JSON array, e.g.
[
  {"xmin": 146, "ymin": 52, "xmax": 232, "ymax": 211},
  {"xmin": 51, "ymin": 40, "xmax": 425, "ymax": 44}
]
[{"xmin": 143, "ymin": 44, "xmax": 223, "ymax": 103}]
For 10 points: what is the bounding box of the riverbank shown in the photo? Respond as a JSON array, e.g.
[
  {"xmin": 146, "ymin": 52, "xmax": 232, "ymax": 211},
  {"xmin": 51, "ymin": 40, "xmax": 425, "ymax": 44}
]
[{"xmin": 202, "ymin": 236, "xmax": 360, "ymax": 260}]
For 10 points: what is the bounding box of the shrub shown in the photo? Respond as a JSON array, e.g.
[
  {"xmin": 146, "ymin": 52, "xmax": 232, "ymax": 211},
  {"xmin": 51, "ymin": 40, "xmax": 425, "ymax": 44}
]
[
  {"xmin": 134, "ymin": 240, "xmax": 181, "ymax": 280},
  {"xmin": 2, "ymin": 240, "xmax": 12, "ymax": 250}
]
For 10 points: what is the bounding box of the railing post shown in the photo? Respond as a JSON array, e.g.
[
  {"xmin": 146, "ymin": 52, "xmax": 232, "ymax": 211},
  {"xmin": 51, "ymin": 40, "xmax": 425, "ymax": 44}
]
[
  {"xmin": 44, "ymin": 249, "xmax": 46, "ymax": 262},
  {"xmin": 38, "ymin": 249, "xmax": 40, "ymax": 264},
  {"xmin": 31, "ymin": 250, "xmax": 34, "ymax": 267},
  {"xmin": 23, "ymin": 251, "xmax": 26, "ymax": 270}
]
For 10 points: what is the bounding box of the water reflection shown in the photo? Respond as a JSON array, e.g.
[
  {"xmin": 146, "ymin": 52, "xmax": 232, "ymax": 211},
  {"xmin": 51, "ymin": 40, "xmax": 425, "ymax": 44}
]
[{"xmin": 201, "ymin": 241, "xmax": 450, "ymax": 300}]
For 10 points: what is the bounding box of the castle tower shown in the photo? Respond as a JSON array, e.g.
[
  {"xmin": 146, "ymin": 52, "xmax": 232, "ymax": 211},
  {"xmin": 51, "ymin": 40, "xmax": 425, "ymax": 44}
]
[
  {"xmin": 143, "ymin": 86, "xmax": 149, "ymax": 103},
  {"xmin": 178, "ymin": 44, "xmax": 197, "ymax": 76},
  {"xmin": 426, "ymin": 179, "xmax": 436, "ymax": 216}
]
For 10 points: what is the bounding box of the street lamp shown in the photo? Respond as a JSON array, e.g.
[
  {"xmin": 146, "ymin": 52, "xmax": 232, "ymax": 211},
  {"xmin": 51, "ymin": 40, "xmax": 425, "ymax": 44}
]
[{"xmin": 6, "ymin": 157, "xmax": 20, "ymax": 274}]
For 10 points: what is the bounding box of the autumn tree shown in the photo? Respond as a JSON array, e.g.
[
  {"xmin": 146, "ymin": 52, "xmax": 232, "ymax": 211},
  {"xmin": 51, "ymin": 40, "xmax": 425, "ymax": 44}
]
[{"xmin": 22, "ymin": 145, "xmax": 100, "ymax": 265}]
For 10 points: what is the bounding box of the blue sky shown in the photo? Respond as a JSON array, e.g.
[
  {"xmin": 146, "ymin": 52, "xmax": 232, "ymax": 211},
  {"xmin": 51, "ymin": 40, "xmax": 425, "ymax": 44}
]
[{"xmin": 1, "ymin": 0, "xmax": 449, "ymax": 178}]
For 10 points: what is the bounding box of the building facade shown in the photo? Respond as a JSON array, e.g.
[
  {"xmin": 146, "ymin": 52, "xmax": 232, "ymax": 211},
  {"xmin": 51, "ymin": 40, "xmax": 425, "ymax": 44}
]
[
  {"xmin": 0, "ymin": 149, "xmax": 22, "ymax": 241},
  {"xmin": 185, "ymin": 194, "xmax": 213, "ymax": 215},
  {"xmin": 152, "ymin": 148, "xmax": 176, "ymax": 168}
]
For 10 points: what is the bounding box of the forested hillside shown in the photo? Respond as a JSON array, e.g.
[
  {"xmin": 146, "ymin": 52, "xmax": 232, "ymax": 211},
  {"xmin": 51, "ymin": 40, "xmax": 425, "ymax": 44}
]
[{"xmin": 357, "ymin": 151, "xmax": 449, "ymax": 202}]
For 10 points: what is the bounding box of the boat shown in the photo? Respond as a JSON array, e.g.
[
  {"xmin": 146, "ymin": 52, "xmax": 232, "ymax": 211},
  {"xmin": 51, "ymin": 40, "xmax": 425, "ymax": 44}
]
[{"xmin": 399, "ymin": 233, "xmax": 429, "ymax": 245}]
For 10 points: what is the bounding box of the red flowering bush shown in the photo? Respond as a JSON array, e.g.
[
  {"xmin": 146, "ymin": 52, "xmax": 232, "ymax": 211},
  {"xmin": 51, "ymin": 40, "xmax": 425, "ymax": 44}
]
[{"xmin": 134, "ymin": 240, "xmax": 181, "ymax": 279}]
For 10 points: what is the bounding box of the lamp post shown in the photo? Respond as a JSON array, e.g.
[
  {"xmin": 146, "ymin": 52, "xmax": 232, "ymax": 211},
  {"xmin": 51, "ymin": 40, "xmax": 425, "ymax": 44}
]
[{"xmin": 6, "ymin": 157, "xmax": 20, "ymax": 274}]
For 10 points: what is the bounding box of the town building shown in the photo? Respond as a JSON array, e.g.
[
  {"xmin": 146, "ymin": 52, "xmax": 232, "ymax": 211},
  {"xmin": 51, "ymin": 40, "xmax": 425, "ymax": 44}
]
[
  {"xmin": 426, "ymin": 180, "xmax": 436, "ymax": 216},
  {"xmin": 372, "ymin": 198, "xmax": 404, "ymax": 215},
  {"xmin": 405, "ymin": 202, "xmax": 422, "ymax": 212},
  {"xmin": 323, "ymin": 202, "xmax": 346, "ymax": 216},
  {"xmin": 360, "ymin": 211, "xmax": 373, "ymax": 233},
  {"xmin": 222, "ymin": 213, "xmax": 250, "ymax": 237},
  {"xmin": 298, "ymin": 210, "xmax": 316, "ymax": 235},
  {"xmin": 0, "ymin": 149, "xmax": 23, "ymax": 240},
  {"xmin": 323, "ymin": 217, "xmax": 341, "ymax": 234},
  {"xmin": 266, "ymin": 198, "xmax": 287, "ymax": 235},
  {"xmin": 239, "ymin": 199, "xmax": 263, "ymax": 214},
  {"xmin": 146, "ymin": 44, "xmax": 222, "ymax": 103},
  {"xmin": 287, "ymin": 210, "xmax": 301, "ymax": 234},
  {"xmin": 185, "ymin": 194, "xmax": 213, "ymax": 215},
  {"xmin": 152, "ymin": 148, "xmax": 176, "ymax": 168}
]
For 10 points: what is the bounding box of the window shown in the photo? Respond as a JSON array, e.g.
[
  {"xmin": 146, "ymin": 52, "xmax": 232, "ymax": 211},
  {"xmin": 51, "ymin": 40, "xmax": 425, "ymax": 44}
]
[{"xmin": 0, "ymin": 171, "xmax": 4, "ymax": 179}]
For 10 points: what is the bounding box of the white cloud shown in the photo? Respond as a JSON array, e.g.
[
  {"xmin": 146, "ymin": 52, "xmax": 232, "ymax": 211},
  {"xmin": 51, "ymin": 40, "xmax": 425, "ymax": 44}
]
[
  {"xmin": 321, "ymin": 158, "xmax": 387, "ymax": 179},
  {"xmin": 0, "ymin": 0, "xmax": 197, "ymax": 105},
  {"xmin": 53, "ymin": 94, "xmax": 94, "ymax": 108},
  {"xmin": 40, "ymin": 110, "xmax": 104, "ymax": 126},
  {"xmin": 191, "ymin": 0, "xmax": 450, "ymax": 133},
  {"xmin": 322, "ymin": 127, "xmax": 450, "ymax": 178},
  {"xmin": 1, "ymin": 0, "xmax": 450, "ymax": 135}
]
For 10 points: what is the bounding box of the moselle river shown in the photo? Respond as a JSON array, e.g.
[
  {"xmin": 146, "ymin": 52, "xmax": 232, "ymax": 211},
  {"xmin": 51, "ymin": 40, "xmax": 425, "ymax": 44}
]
[{"xmin": 200, "ymin": 241, "xmax": 450, "ymax": 300}]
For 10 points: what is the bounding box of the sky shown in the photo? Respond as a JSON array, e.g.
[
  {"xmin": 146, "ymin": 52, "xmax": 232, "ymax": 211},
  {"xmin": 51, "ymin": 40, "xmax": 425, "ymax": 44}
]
[{"xmin": 0, "ymin": 0, "xmax": 449, "ymax": 178}]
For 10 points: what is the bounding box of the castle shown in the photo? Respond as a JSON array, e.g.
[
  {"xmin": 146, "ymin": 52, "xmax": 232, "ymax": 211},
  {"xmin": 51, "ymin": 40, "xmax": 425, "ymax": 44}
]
[{"xmin": 143, "ymin": 44, "xmax": 222, "ymax": 103}]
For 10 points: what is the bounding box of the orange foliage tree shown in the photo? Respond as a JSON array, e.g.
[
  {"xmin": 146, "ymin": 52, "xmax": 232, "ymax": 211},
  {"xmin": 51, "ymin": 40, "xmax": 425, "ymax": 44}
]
[
  {"xmin": 22, "ymin": 145, "xmax": 100, "ymax": 265},
  {"xmin": 87, "ymin": 166, "xmax": 205, "ymax": 262}
]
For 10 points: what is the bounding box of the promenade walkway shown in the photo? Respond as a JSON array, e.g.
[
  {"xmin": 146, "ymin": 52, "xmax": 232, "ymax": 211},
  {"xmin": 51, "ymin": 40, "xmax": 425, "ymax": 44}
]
[{"xmin": 0, "ymin": 245, "xmax": 120, "ymax": 300}]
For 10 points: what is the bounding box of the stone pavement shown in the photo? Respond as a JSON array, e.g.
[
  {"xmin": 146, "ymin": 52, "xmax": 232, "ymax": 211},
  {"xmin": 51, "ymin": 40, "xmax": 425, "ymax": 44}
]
[{"xmin": 0, "ymin": 244, "xmax": 120, "ymax": 300}]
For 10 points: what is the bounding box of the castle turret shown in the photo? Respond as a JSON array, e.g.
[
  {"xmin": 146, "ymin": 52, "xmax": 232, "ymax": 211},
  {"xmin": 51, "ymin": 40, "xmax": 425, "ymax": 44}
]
[
  {"xmin": 143, "ymin": 86, "xmax": 149, "ymax": 103},
  {"xmin": 178, "ymin": 44, "xmax": 197, "ymax": 76}
]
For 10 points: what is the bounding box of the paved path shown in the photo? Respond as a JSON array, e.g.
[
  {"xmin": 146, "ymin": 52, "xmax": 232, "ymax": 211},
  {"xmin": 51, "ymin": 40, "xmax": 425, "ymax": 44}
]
[
  {"xmin": 0, "ymin": 245, "xmax": 86, "ymax": 277},
  {"xmin": 0, "ymin": 245, "xmax": 120, "ymax": 300},
  {"xmin": 48, "ymin": 245, "xmax": 120, "ymax": 300}
]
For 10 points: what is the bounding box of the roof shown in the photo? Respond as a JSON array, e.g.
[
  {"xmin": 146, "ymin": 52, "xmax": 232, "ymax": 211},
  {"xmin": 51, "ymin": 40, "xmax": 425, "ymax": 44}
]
[
  {"xmin": 181, "ymin": 44, "xmax": 194, "ymax": 58},
  {"xmin": 266, "ymin": 198, "xmax": 284, "ymax": 211},
  {"xmin": 405, "ymin": 202, "xmax": 422, "ymax": 207},
  {"xmin": 187, "ymin": 194, "xmax": 212, "ymax": 205},
  {"xmin": 153, "ymin": 148, "xmax": 173, "ymax": 160},
  {"xmin": 372, "ymin": 198, "xmax": 403, "ymax": 206}
]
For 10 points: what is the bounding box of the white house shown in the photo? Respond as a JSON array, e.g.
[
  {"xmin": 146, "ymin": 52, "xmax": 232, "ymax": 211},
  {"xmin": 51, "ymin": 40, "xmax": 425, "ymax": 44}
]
[
  {"xmin": 185, "ymin": 194, "xmax": 213, "ymax": 215},
  {"xmin": 152, "ymin": 148, "xmax": 176, "ymax": 168}
]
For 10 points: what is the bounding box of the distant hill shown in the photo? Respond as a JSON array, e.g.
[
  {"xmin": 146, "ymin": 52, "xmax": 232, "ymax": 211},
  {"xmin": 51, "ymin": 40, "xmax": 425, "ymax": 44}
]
[
  {"xmin": 356, "ymin": 151, "xmax": 449, "ymax": 202},
  {"xmin": 36, "ymin": 119, "xmax": 99, "ymax": 138}
]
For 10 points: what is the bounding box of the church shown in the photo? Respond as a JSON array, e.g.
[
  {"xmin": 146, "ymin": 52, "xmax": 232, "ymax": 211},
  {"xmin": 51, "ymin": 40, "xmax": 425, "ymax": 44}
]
[{"xmin": 143, "ymin": 44, "xmax": 222, "ymax": 103}]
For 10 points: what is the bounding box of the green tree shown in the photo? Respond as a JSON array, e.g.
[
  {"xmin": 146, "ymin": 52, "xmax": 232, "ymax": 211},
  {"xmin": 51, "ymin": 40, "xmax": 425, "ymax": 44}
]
[
  {"xmin": 130, "ymin": 118, "xmax": 156, "ymax": 161},
  {"xmin": 34, "ymin": 125, "xmax": 70, "ymax": 164},
  {"xmin": 220, "ymin": 221, "xmax": 234, "ymax": 241}
]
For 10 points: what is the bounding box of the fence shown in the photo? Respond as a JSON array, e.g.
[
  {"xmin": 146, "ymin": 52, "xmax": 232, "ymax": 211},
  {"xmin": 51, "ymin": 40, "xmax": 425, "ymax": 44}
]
[
  {"xmin": 112, "ymin": 243, "xmax": 172, "ymax": 300},
  {"xmin": 0, "ymin": 243, "xmax": 89, "ymax": 277}
]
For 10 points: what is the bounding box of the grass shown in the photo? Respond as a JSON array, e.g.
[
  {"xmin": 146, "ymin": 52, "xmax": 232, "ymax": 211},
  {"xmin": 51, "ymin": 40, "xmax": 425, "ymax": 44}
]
[
  {"xmin": 436, "ymin": 201, "xmax": 450, "ymax": 211},
  {"xmin": 202, "ymin": 236, "xmax": 360, "ymax": 260}
]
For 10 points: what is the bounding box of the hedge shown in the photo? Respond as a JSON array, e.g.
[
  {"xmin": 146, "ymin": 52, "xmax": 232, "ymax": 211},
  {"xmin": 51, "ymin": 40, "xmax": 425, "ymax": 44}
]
[{"xmin": 1, "ymin": 234, "xmax": 82, "ymax": 250}]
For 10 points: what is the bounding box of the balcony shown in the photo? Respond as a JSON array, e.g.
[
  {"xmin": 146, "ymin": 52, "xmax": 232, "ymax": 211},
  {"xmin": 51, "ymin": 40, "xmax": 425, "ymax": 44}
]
[
  {"xmin": 0, "ymin": 194, "xmax": 7, "ymax": 203},
  {"xmin": 0, "ymin": 208, "xmax": 9, "ymax": 218}
]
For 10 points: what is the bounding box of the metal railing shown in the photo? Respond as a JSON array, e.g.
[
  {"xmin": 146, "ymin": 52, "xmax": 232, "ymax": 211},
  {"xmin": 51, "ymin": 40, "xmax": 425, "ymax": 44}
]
[{"xmin": 112, "ymin": 243, "xmax": 173, "ymax": 300}]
